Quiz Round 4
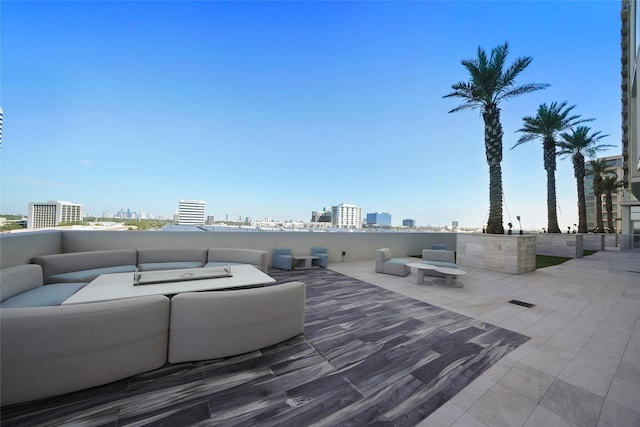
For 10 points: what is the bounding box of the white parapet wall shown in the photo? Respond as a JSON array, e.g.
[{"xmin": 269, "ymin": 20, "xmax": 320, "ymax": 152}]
[
  {"xmin": 0, "ymin": 230, "xmax": 458, "ymax": 268},
  {"xmin": 456, "ymin": 233, "xmax": 536, "ymax": 274},
  {"xmin": 536, "ymin": 234, "xmax": 584, "ymax": 258}
]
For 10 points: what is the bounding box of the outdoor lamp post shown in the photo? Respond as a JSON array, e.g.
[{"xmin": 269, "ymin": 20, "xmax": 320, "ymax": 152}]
[{"xmin": 517, "ymin": 216, "xmax": 523, "ymax": 235}]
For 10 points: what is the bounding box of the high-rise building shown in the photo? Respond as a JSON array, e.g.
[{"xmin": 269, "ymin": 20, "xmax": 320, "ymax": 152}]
[
  {"xmin": 178, "ymin": 199, "xmax": 206, "ymax": 225},
  {"xmin": 620, "ymin": 1, "xmax": 640, "ymax": 248},
  {"xmin": 28, "ymin": 201, "xmax": 84, "ymax": 230},
  {"xmin": 585, "ymin": 155, "xmax": 624, "ymax": 232},
  {"xmin": 311, "ymin": 208, "xmax": 332, "ymax": 223},
  {"xmin": 402, "ymin": 219, "xmax": 416, "ymax": 227},
  {"xmin": 331, "ymin": 203, "xmax": 362, "ymax": 229},
  {"xmin": 366, "ymin": 212, "xmax": 391, "ymax": 227}
]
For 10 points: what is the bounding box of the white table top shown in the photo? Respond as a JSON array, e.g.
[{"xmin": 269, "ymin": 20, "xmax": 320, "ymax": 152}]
[
  {"xmin": 434, "ymin": 266, "xmax": 466, "ymax": 275},
  {"xmin": 406, "ymin": 262, "xmax": 438, "ymax": 270},
  {"xmin": 62, "ymin": 264, "xmax": 276, "ymax": 305}
]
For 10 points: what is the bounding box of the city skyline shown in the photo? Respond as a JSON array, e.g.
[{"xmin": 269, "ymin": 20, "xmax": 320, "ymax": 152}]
[{"xmin": 1, "ymin": 2, "xmax": 622, "ymax": 229}]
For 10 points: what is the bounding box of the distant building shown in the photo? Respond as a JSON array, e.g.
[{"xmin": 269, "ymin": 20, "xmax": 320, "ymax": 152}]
[
  {"xmin": 178, "ymin": 199, "xmax": 206, "ymax": 225},
  {"xmin": 402, "ymin": 219, "xmax": 416, "ymax": 227},
  {"xmin": 366, "ymin": 212, "xmax": 391, "ymax": 227},
  {"xmin": 311, "ymin": 208, "xmax": 332, "ymax": 223},
  {"xmin": 206, "ymin": 215, "xmax": 215, "ymax": 225},
  {"xmin": 585, "ymin": 155, "xmax": 623, "ymax": 232},
  {"xmin": 331, "ymin": 203, "xmax": 362, "ymax": 229},
  {"xmin": 621, "ymin": 1, "xmax": 640, "ymax": 248},
  {"xmin": 28, "ymin": 201, "xmax": 84, "ymax": 230}
]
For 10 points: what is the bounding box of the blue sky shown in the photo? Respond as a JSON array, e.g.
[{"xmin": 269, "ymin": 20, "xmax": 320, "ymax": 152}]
[{"xmin": 1, "ymin": 1, "xmax": 621, "ymax": 229}]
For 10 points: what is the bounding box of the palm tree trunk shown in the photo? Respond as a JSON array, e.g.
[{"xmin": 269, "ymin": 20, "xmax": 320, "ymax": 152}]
[
  {"xmin": 605, "ymin": 193, "xmax": 614, "ymax": 232},
  {"xmin": 543, "ymin": 139, "xmax": 561, "ymax": 233},
  {"xmin": 483, "ymin": 105, "xmax": 504, "ymax": 234},
  {"xmin": 595, "ymin": 194, "xmax": 604, "ymax": 232},
  {"xmin": 573, "ymin": 154, "xmax": 588, "ymax": 233}
]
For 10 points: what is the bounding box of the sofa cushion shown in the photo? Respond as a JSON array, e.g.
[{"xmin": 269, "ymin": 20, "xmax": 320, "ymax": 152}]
[
  {"xmin": 32, "ymin": 250, "xmax": 138, "ymax": 284},
  {"xmin": 47, "ymin": 265, "xmax": 138, "ymax": 284},
  {"xmin": 388, "ymin": 258, "xmax": 409, "ymax": 265},
  {"xmin": 0, "ymin": 283, "xmax": 86, "ymax": 308},
  {"xmin": 138, "ymin": 262, "xmax": 204, "ymax": 272},
  {"xmin": 136, "ymin": 248, "xmax": 208, "ymax": 265},
  {"xmin": 1, "ymin": 265, "xmax": 44, "ymax": 302}
]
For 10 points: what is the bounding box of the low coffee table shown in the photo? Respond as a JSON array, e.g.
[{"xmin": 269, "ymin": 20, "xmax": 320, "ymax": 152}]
[
  {"xmin": 406, "ymin": 262, "xmax": 438, "ymax": 285},
  {"xmin": 62, "ymin": 264, "xmax": 276, "ymax": 305},
  {"xmin": 434, "ymin": 267, "xmax": 466, "ymax": 288},
  {"xmin": 291, "ymin": 255, "xmax": 320, "ymax": 270}
]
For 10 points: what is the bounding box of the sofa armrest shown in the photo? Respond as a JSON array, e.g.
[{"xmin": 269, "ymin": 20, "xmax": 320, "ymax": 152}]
[
  {"xmin": 1, "ymin": 295, "xmax": 170, "ymax": 406},
  {"xmin": 1, "ymin": 265, "xmax": 43, "ymax": 302}
]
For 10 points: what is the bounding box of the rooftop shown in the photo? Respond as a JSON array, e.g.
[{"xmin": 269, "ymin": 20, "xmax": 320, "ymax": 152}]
[{"xmin": 1, "ymin": 248, "xmax": 639, "ymax": 426}]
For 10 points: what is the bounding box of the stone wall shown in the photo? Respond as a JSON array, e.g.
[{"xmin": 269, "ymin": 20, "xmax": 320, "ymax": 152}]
[
  {"xmin": 536, "ymin": 234, "xmax": 583, "ymax": 258},
  {"xmin": 456, "ymin": 233, "xmax": 536, "ymax": 274},
  {"xmin": 582, "ymin": 234, "xmax": 605, "ymax": 251}
]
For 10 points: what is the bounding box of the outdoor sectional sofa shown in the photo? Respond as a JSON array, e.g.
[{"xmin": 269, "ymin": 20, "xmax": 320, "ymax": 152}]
[{"xmin": 0, "ymin": 247, "xmax": 304, "ymax": 406}]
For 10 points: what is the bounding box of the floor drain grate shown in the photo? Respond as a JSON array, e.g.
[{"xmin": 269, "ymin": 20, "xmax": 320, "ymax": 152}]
[{"xmin": 508, "ymin": 299, "xmax": 535, "ymax": 308}]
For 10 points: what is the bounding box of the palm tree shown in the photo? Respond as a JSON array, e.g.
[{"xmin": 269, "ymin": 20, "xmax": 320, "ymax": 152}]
[
  {"xmin": 601, "ymin": 174, "xmax": 623, "ymax": 232},
  {"xmin": 557, "ymin": 126, "xmax": 614, "ymax": 233},
  {"xmin": 444, "ymin": 42, "xmax": 548, "ymax": 234},
  {"xmin": 587, "ymin": 159, "xmax": 612, "ymax": 232},
  {"xmin": 513, "ymin": 102, "xmax": 591, "ymax": 233}
]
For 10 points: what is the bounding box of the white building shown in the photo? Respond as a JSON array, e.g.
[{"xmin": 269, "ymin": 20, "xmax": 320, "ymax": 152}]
[
  {"xmin": 28, "ymin": 201, "xmax": 84, "ymax": 230},
  {"xmin": 178, "ymin": 199, "xmax": 206, "ymax": 225},
  {"xmin": 331, "ymin": 203, "xmax": 362, "ymax": 229},
  {"xmin": 621, "ymin": 1, "xmax": 640, "ymax": 248}
]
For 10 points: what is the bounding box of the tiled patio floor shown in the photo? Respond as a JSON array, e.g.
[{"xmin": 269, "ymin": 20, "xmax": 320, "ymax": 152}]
[{"xmin": 330, "ymin": 248, "xmax": 640, "ymax": 427}]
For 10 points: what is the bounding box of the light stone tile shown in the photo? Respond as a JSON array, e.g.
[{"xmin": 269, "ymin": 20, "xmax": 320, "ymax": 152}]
[
  {"xmin": 450, "ymin": 374, "xmax": 495, "ymax": 411},
  {"xmin": 558, "ymin": 361, "xmax": 613, "ymax": 397},
  {"xmin": 615, "ymin": 350, "xmax": 640, "ymax": 386},
  {"xmin": 537, "ymin": 337, "xmax": 582, "ymax": 361},
  {"xmin": 606, "ymin": 377, "xmax": 640, "ymax": 413},
  {"xmin": 523, "ymin": 405, "xmax": 579, "ymax": 427},
  {"xmin": 468, "ymin": 383, "xmax": 537, "ymax": 427},
  {"xmin": 520, "ymin": 346, "xmax": 572, "ymax": 377},
  {"xmin": 450, "ymin": 412, "xmax": 490, "ymax": 427},
  {"xmin": 597, "ymin": 400, "xmax": 640, "ymax": 427},
  {"xmin": 540, "ymin": 378, "xmax": 604, "ymax": 427},
  {"xmin": 583, "ymin": 336, "xmax": 627, "ymax": 360},
  {"xmin": 571, "ymin": 348, "xmax": 620, "ymax": 377},
  {"xmin": 419, "ymin": 400, "xmax": 465, "ymax": 427},
  {"xmin": 499, "ymin": 362, "xmax": 555, "ymax": 403},
  {"xmin": 481, "ymin": 356, "xmax": 516, "ymax": 382}
]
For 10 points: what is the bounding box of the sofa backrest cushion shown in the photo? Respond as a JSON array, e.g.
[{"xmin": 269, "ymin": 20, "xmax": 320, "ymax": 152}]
[
  {"xmin": 422, "ymin": 249, "xmax": 455, "ymax": 263},
  {"xmin": 136, "ymin": 248, "xmax": 208, "ymax": 264},
  {"xmin": 0, "ymin": 265, "xmax": 43, "ymax": 302},
  {"xmin": 31, "ymin": 250, "xmax": 137, "ymax": 280},
  {"xmin": 207, "ymin": 248, "xmax": 268, "ymax": 272},
  {"xmin": 375, "ymin": 248, "xmax": 391, "ymax": 262}
]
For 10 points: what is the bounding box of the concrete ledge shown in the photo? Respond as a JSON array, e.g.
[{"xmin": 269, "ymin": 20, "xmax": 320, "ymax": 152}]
[
  {"xmin": 536, "ymin": 234, "xmax": 583, "ymax": 258},
  {"xmin": 582, "ymin": 234, "xmax": 605, "ymax": 251},
  {"xmin": 456, "ymin": 234, "xmax": 536, "ymax": 274}
]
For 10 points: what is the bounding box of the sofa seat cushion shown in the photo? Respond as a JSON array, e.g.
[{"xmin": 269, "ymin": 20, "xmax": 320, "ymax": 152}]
[
  {"xmin": 422, "ymin": 260, "xmax": 457, "ymax": 269},
  {"xmin": 138, "ymin": 262, "xmax": 204, "ymax": 272},
  {"xmin": 47, "ymin": 265, "xmax": 138, "ymax": 284},
  {"xmin": 0, "ymin": 283, "xmax": 87, "ymax": 308}
]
